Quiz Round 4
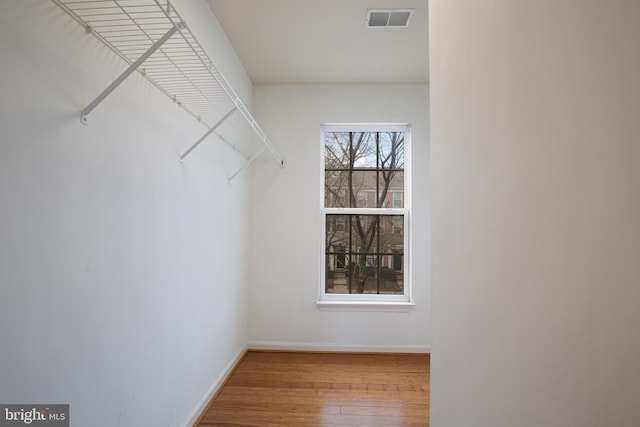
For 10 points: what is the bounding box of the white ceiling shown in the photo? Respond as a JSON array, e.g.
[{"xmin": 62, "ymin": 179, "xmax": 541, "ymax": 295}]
[{"xmin": 206, "ymin": 0, "xmax": 428, "ymax": 84}]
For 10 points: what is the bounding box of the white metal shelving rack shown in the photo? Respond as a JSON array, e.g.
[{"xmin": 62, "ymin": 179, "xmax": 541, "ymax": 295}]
[{"xmin": 52, "ymin": 0, "xmax": 284, "ymax": 181}]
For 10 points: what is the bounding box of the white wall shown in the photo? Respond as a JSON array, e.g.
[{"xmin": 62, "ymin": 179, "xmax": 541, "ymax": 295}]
[
  {"xmin": 430, "ymin": 1, "xmax": 640, "ymax": 426},
  {"xmin": 0, "ymin": 1, "xmax": 254, "ymax": 426},
  {"xmin": 249, "ymin": 84, "xmax": 430, "ymax": 352}
]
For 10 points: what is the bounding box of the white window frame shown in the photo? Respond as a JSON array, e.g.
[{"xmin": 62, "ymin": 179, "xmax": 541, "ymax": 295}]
[{"xmin": 318, "ymin": 123, "xmax": 413, "ymax": 309}]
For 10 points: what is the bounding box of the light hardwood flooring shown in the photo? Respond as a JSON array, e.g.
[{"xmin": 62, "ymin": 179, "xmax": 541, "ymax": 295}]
[{"xmin": 195, "ymin": 351, "xmax": 430, "ymax": 427}]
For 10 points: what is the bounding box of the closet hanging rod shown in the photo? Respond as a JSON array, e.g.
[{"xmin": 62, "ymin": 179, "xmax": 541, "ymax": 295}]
[
  {"xmin": 51, "ymin": 0, "xmax": 284, "ymax": 173},
  {"xmin": 80, "ymin": 22, "xmax": 183, "ymax": 124}
]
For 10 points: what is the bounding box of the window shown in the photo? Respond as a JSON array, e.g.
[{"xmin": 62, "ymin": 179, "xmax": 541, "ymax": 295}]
[
  {"xmin": 321, "ymin": 124, "xmax": 410, "ymax": 303},
  {"xmin": 335, "ymin": 246, "xmax": 346, "ymax": 270},
  {"xmin": 393, "ymin": 192, "xmax": 403, "ymax": 208},
  {"xmin": 393, "ymin": 218, "xmax": 403, "ymax": 234},
  {"xmin": 393, "ymin": 252, "xmax": 403, "ymax": 271},
  {"xmin": 358, "ymin": 191, "xmax": 368, "ymax": 208}
]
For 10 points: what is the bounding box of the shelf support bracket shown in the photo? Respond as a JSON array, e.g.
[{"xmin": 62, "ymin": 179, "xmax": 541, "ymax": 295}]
[
  {"xmin": 80, "ymin": 22, "xmax": 183, "ymax": 124},
  {"xmin": 228, "ymin": 147, "xmax": 266, "ymax": 183},
  {"xmin": 180, "ymin": 107, "xmax": 237, "ymax": 161}
]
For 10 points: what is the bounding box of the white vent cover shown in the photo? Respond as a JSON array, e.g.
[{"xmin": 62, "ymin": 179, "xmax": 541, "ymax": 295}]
[{"xmin": 366, "ymin": 9, "xmax": 414, "ymax": 28}]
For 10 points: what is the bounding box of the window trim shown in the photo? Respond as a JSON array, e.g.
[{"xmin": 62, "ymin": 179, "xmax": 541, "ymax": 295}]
[{"xmin": 319, "ymin": 123, "xmax": 412, "ymax": 306}]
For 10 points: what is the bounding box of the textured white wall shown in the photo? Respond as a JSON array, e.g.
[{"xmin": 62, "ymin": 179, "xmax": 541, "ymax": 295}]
[
  {"xmin": 0, "ymin": 1, "xmax": 253, "ymax": 426},
  {"xmin": 249, "ymin": 84, "xmax": 430, "ymax": 352},
  {"xmin": 430, "ymin": 1, "xmax": 640, "ymax": 426}
]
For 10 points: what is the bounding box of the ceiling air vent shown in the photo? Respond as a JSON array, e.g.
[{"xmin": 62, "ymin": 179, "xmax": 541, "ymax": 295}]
[{"xmin": 366, "ymin": 9, "xmax": 414, "ymax": 28}]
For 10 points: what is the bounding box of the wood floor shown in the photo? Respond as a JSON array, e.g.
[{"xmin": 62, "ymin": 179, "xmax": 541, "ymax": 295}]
[{"xmin": 195, "ymin": 351, "xmax": 430, "ymax": 427}]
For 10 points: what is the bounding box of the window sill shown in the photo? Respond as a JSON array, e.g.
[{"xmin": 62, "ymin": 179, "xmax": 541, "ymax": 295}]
[{"xmin": 316, "ymin": 300, "xmax": 416, "ymax": 312}]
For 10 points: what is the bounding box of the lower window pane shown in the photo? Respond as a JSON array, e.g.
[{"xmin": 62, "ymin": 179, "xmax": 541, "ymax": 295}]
[
  {"xmin": 380, "ymin": 254, "xmax": 403, "ymax": 293},
  {"xmin": 325, "ymin": 214, "xmax": 404, "ymax": 295}
]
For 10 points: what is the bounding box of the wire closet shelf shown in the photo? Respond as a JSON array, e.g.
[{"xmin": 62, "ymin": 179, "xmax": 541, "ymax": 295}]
[{"xmin": 52, "ymin": 0, "xmax": 283, "ymax": 181}]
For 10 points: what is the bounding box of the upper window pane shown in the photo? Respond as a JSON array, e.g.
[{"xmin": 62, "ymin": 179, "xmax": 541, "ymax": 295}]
[
  {"xmin": 353, "ymin": 132, "xmax": 377, "ymax": 168},
  {"xmin": 379, "ymin": 171, "xmax": 404, "ymax": 208},
  {"xmin": 324, "ymin": 131, "xmax": 405, "ymax": 208},
  {"xmin": 324, "ymin": 132, "xmax": 350, "ymax": 169},
  {"xmin": 325, "ymin": 132, "xmax": 377, "ymax": 170},
  {"xmin": 379, "ymin": 131, "xmax": 405, "ymax": 169},
  {"xmin": 325, "ymin": 170, "xmax": 349, "ymax": 207}
]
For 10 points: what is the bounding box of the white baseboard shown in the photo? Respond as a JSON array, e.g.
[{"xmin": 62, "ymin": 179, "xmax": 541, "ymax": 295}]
[
  {"xmin": 248, "ymin": 340, "xmax": 430, "ymax": 354},
  {"xmin": 181, "ymin": 345, "xmax": 247, "ymax": 427}
]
